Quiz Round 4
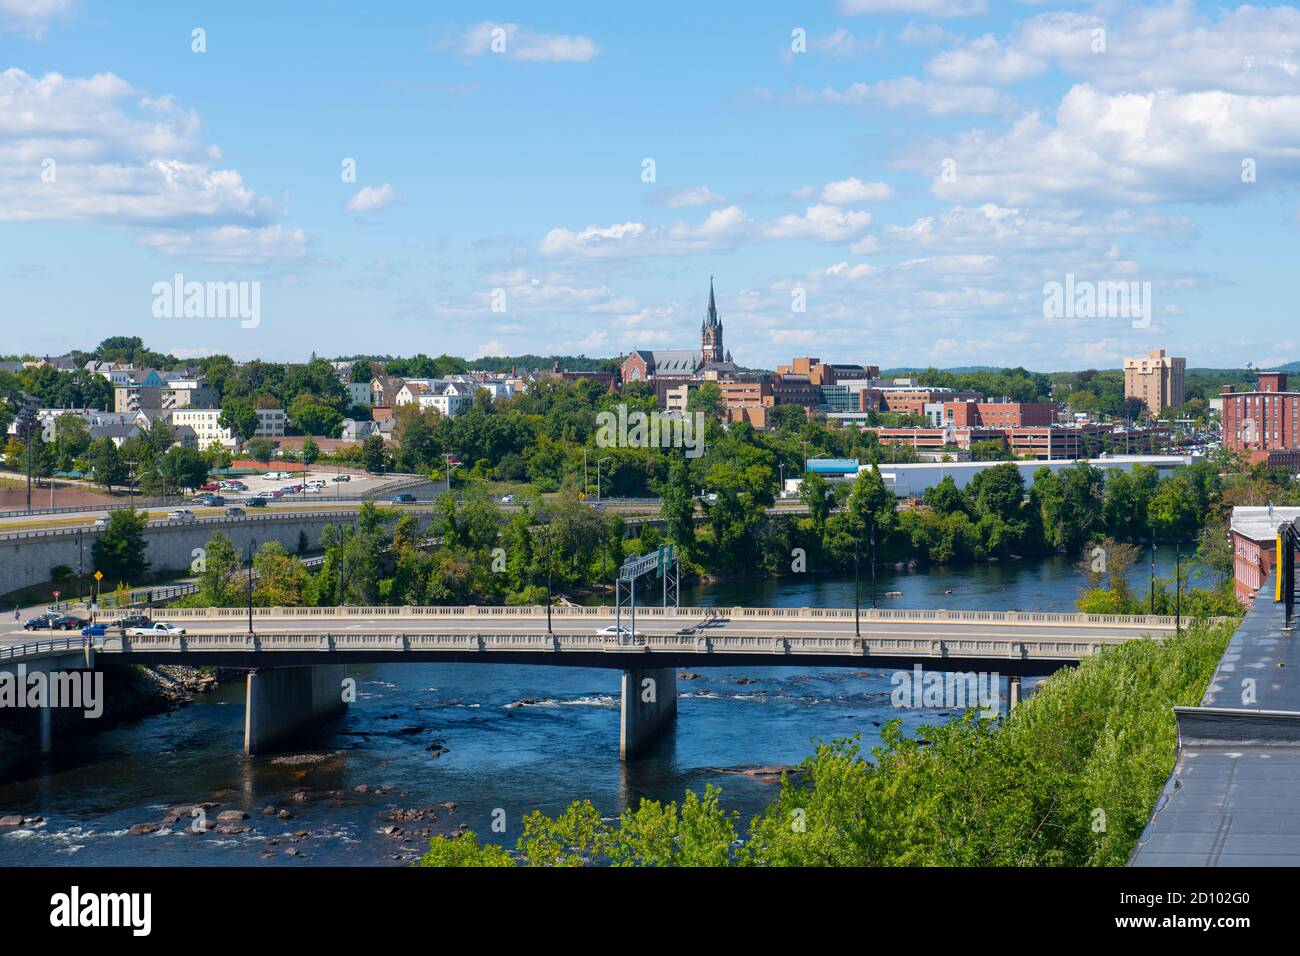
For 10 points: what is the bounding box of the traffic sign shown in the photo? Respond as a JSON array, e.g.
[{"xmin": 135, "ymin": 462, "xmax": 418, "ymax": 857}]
[{"xmin": 93, "ymin": 570, "xmax": 103, "ymax": 581}]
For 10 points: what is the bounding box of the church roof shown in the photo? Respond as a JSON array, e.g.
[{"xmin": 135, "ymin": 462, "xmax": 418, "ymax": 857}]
[{"xmin": 637, "ymin": 350, "xmax": 702, "ymax": 374}]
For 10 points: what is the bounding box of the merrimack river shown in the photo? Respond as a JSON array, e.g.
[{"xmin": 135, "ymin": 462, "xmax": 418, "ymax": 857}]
[{"xmin": 0, "ymin": 550, "xmax": 1185, "ymax": 865}]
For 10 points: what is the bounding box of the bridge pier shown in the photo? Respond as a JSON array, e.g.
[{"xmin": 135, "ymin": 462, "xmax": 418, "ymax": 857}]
[
  {"xmin": 619, "ymin": 666, "xmax": 677, "ymax": 760},
  {"xmin": 244, "ymin": 664, "xmax": 347, "ymax": 755},
  {"xmin": 1008, "ymin": 675, "xmax": 1021, "ymax": 712}
]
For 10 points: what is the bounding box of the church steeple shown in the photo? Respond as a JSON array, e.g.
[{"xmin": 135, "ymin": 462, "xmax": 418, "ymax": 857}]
[{"xmin": 701, "ymin": 275, "xmax": 724, "ymax": 364}]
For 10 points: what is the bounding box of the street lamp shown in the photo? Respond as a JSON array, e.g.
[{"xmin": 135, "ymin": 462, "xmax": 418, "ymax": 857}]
[
  {"xmin": 853, "ymin": 539, "xmax": 860, "ymax": 638},
  {"xmin": 247, "ymin": 538, "xmax": 256, "ymax": 634},
  {"xmin": 870, "ymin": 517, "xmax": 878, "ymax": 610},
  {"xmin": 1149, "ymin": 531, "xmax": 1157, "ymax": 614},
  {"xmin": 1175, "ymin": 539, "xmax": 1182, "ymax": 635},
  {"xmin": 545, "ymin": 526, "xmax": 554, "ymax": 635}
]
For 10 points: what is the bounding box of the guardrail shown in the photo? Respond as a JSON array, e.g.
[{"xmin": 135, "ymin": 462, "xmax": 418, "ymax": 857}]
[
  {"xmin": 146, "ymin": 603, "xmax": 1191, "ymax": 628},
  {"xmin": 91, "ymin": 630, "xmax": 1120, "ymax": 662},
  {"xmin": 0, "ymin": 507, "xmax": 442, "ymax": 543},
  {"xmin": 0, "ymin": 635, "xmax": 93, "ymax": 663}
]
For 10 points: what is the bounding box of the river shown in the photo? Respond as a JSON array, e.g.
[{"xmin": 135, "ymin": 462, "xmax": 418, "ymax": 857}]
[{"xmin": 0, "ymin": 549, "xmax": 1188, "ymax": 865}]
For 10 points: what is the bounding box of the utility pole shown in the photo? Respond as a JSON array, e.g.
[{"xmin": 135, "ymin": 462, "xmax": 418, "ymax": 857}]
[
  {"xmin": 1175, "ymin": 539, "xmax": 1182, "ymax": 635},
  {"xmin": 597, "ymin": 458, "xmax": 611, "ymax": 502},
  {"xmin": 545, "ymin": 528, "xmax": 553, "ymax": 635}
]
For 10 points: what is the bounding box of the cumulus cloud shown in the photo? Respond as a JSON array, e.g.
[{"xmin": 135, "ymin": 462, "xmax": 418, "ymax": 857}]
[
  {"xmin": 462, "ymin": 21, "xmax": 598, "ymax": 63},
  {"xmin": 839, "ymin": 0, "xmax": 986, "ymax": 16},
  {"xmin": 925, "ymin": 84, "xmax": 1300, "ymax": 206},
  {"xmin": 345, "ymin": 183, "xmax": 400, "ymax": 213},
  {"xmin": 0, "ymin": 69, "xmax": 274, "ymax": 225},
  {"xmin": 138, "ymin": 224, "xmax": 308, "ymax": 265},
  {"xmin": 654, "ymin": 185, "xmax": 726, "ymax": 208},
  {"xmin": 821, "ymin": 177, "xmax": 895, "ymax": 204},
  {"xmin": 0, "ymin": 0, "xmax": 73, "ymax": 36}
]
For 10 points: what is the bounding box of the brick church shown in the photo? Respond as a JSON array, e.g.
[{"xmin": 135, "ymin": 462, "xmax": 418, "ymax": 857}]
[{"xmin": 620, "ymin": 277, "xmax": 735, "ymax": 386}]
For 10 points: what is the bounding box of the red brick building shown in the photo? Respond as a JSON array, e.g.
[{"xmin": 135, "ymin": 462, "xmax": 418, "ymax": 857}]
[
  {"xmin": 1222, "ymin": 372, "xmax": 1300, "ymax": 466},
  {"xmin": 942, "ymin": 400, "xmax": 1059, "ymax": 428}
]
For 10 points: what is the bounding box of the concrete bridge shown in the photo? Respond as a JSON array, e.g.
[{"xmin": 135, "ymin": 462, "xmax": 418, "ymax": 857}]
[{"xmin": 1, "ymin": 605, "xmax": 1184, "ymax": 760}]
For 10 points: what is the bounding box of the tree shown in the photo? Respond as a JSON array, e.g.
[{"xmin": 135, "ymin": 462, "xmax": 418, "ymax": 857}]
[
  {"xmin": 89, "ymin": 438, "xmax": 127, "ymax": 492},
  {"xmin": 218, "ymin": 397, "xmax": 259, "ymax": 443},
  {"xmin": 687, "ymin": 381, "xmax": 724, "ymax": 420},
  {"xmin": 92, "ymin": 507, "xmax": 149, "ymax": 585},
  {"xmin": 158, "ymin": 446, "xmax": 209, "ymax": 493},
  {"xmin": 246, "ymin": 438, "xmax": 276, "ymax": 465},
  {"xmin": 300, "ymin": 436, "xmax": 320, "ymax": 466},
  {"xmin": 53, "ymin": 414, "xmax": 92, "ymax": 471},
  {"xmin": 288, "ymin": 393, "xmax": 343, "ymax": 437},
  {"xmin": 196, "ymin": 532, "xmax": 241, "ymax": 605},
  {"xmin": 799, "ymin": 469, "xmax": 833, "ymax": 543},
  {"xmin": 361, "ymin": 434, "xmax": 388, "ymax": 473},
  {"xmin": 659, "ymin": 456, "xmax": 697, "ymax": 557}
]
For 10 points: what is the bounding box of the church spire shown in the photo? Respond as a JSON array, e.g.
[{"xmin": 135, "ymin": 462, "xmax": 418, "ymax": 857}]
[
  {"xmin": 703, "ymin": 275, "xmax": 719, "ymax": 330},
  {"xmin": 701, "ymin": 275, "xmax": 724, "ymax": 364}
]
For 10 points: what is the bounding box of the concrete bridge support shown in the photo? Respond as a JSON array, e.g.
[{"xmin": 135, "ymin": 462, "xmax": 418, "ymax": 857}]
[
  {"xmin": 1008, "ymin": 675, "xmax": 1022, "ymax": 712},
  {"xmin": 244, "ymin": 664, "xmax": 347, "ymax": 755},
  {"xmin": 619, "ymin": 666, "xmax": 677, "ymax": 760}
]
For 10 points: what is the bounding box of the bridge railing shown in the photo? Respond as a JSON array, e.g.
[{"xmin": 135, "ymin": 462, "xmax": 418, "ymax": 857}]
[
  {"xmin": 145, "ymin": 603, "xmax": 1190, "ymax": 628},
  {"xmin": 90, "ymin": 630, "xmax": 1125, "ymax": 661},
  {"xmin": 0, "ymin": 635, "xmax": 93, "ymax": 662}
]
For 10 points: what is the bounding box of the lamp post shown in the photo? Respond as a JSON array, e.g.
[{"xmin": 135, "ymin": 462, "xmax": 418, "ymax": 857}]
[
  {"xmin": 853, "ymin": 539, "xmax": 860, "ymax": 638},
  {"xmin": 545, "ymin": 527, "xmax": 553, "ymax": 635},
  {"xmin": 247, "ymin": 538, "xmax": 255, "ymax": 635},
  {"xmin": 870, "ymin": 517, "xmax": 878, "ymax": 610},
  {"xmin": 1149, "ymin": 532, "xmax": 1157, "ymax": 614},
  {"xmin": 1175, "ymin": 539, "xmax": 1182, "ymax": 636}
]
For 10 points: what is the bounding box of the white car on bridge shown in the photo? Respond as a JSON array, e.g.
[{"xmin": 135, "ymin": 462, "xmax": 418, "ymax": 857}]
[
  {"xmin": 597, "ymin": 624, "xmax": 643, "ymax": 639},
  {"xmin": 124, "ymin": 622, "xmax": 188, "ymax": 638}
]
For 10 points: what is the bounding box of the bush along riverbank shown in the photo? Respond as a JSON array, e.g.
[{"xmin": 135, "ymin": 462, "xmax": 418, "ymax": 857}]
[
  {"xmin": 0, "ymin": 663, "xmax": 233, "ymax": 782},
  {"xmin": 419, "ymin": 617, "xmax": 1234, "ymax": 867}
]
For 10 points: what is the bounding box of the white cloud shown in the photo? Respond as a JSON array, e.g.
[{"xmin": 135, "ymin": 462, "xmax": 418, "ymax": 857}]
[
  {"xmin": 821, "ymin": 177, "xmax": 895, "ymax": 204},
  {"xmin": 927, "ymin": 84, "xmax": 1300, "ymax": 206},
  {"xmin": 926, "ymin": 34, "xmax": 1045, "ymax": 85},
  {"xmin": 763, "ymin": 204, "xmax": 873, "ymax": 241},
  {"xmin": 0, "ymin": 69, "xmax": 276, "ymax": 227},
  {"xmin": 462, "ymin": 21, "xmax": 598, "ymax": 63},
  {"xmin": 811, "ymin": 77, "xmax": 1008, "ymax": 115},
  {"xmin": 139, "ymin": 224, "xmax": 308, "ymax": 265},
  {"xmin": 0, "ymin": 0, "xmax": 73, "ymax": 37},
  {"xmin": 539, "ymin": 206, "xmax": 754, "ymax": 259},
  {"xmin": 655, "ymin": 185, "xmax": 726, "ymax": 208},
  {"xmin": 345, "ymin": 183, "xmax": 400, "ymax": 213},
  {"xmin": 839, "ymin": 0, "xmax": 987, "ymax": 17}
]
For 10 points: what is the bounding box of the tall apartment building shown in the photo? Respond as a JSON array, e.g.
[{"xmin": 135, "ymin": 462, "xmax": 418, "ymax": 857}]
[
  {"xmin": 1124, "ymin": 348, "xmax": 1185, "ymax": 415},
  {"xmin": 1222, "ymin": 372, "xmax": 1300, "ymax": 469}
]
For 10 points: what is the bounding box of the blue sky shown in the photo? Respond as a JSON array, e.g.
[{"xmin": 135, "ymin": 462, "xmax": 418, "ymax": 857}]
[{"xmin": 2, "ymin": 0, "xmax": 1298, "ymax": 370}]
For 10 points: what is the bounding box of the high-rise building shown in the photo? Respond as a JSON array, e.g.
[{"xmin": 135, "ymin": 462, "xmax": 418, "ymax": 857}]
[{"xmin": 1124, "ymin": 348, "xmax": 1186, "ymax": 415}]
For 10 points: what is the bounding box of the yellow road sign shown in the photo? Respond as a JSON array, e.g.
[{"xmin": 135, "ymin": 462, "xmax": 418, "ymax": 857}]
[{"xmin": 93, "ymin": 570, "xmax": 103, "ymax": 581}]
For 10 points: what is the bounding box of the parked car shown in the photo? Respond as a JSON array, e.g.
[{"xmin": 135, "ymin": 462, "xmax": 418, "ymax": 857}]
[
  {"xmin": 49, "ymin": 614, "xmax": 90, "ymax": 631},
  {"xmin": 192, "ymin": 494, "xmax": 225, "ymax": 506},
  {"xmin": 247, "ymin": 497, "xmax": 267, "ymax": 508},
  {"xmin": 116, "ymin": 615, "xmax": 151, "ymax": 631},
  {"xmin": 391, "ymin": 493, "xmax": 417, "ymax": 503},
  {"xmin": 332, "ymin": 474, "xmax": 351, "ymax": 482},
  {"xmin": 22, "ymin": 615, "xmax": 55, "ymax": 631},
  {"xmin": 224, "ymin": 506, "xmax": 245, "ymax": 517},
  {"xmin": 166, "ymin": 509, "xmax": 196, "ymax": 522},
  {"xmin": 125, "ymin": 622, "xmax": 187, "ymax": 638},
  {"xmin": 199, "ymin": 482, "xmax": 220, "ymax": 492},
  {"xmin": 81, "ymin": 623, "xmax": 109, "ymax": 638},
  {"xmin": 305, "ymin": 485, "xmax": 322, "ymax": 494},
  {"xmin": 500, "ymin": 494, "xmax": 515, "ymax": 504}
]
